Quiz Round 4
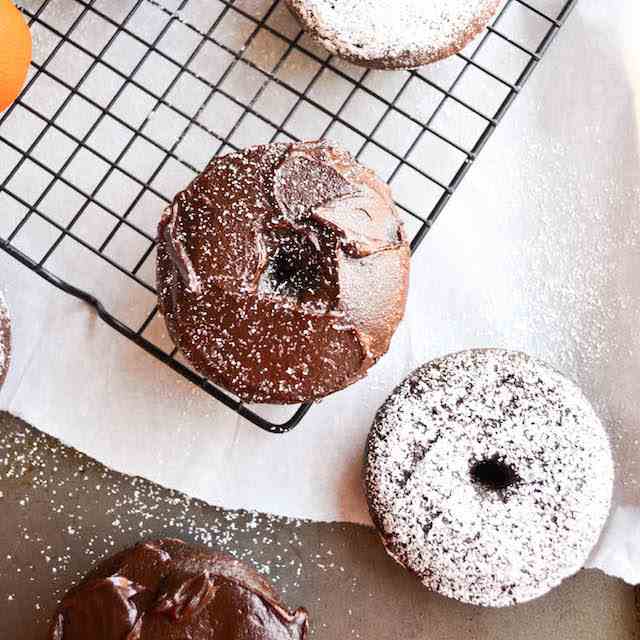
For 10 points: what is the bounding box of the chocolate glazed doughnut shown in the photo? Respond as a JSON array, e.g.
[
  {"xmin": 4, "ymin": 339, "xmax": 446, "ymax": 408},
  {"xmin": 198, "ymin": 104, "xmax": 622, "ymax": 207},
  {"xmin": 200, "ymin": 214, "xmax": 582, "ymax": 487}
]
[
  {"xmin": 157, "ymin": 141, "xmax": 410, "ymax": 404},
  {"xmin": 49, "ymin": 539, "xmax": 309, "ymax": 640}
]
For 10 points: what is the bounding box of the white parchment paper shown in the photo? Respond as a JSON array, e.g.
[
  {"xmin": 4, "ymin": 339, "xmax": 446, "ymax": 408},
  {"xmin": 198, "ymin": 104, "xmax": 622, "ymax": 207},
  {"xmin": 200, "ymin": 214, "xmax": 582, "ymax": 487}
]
[{"xmin": 1, "ymin": 0, "xmax": 639, "ymax": 583}]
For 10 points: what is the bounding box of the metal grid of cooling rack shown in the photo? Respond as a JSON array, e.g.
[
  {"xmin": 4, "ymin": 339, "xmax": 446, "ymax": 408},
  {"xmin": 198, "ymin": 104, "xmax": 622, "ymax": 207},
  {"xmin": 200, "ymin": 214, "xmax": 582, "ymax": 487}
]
[{"xmin": 0, "ymin": 0, "xmax": 577, "ymax": 433}]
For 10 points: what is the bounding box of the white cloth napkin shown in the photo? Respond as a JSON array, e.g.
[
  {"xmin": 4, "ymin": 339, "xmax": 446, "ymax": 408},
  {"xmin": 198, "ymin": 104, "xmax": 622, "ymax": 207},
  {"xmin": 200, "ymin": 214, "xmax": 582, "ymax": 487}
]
[{"xmin": 1, "ymin": 0, "xmax": 639, "ymax": 584}]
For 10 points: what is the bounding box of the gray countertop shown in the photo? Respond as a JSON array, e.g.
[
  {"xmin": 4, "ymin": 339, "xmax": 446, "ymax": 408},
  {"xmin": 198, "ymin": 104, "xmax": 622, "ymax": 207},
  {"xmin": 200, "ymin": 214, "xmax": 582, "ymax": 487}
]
[{"xmin": 0, "ymin": 412, "xmax": 636, "ymax": 639}]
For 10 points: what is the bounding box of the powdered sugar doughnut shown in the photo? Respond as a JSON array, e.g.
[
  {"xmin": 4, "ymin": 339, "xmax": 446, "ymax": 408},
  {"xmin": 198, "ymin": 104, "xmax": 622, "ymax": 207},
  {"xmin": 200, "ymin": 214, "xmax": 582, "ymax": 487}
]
[
  {"xmin": 365, "ymin": 349, "xmax": 614, "ymax": 607},
  {"xmin": 48, "ymin": 539, "xmax": 308, "ymax": 639},
  {"xmin": 286, "ymin": 0, "xmax": 501, "ymax": 69}
]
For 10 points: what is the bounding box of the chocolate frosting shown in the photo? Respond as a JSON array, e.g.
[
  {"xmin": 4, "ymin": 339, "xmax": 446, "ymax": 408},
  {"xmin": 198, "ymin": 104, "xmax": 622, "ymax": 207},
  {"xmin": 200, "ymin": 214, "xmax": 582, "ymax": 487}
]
[
  {"xmin": 157, "ymin": 140, "xmax": 410, "ymax": 403},
  {"xmin": 49, "ymin": 539, "xmax": 309, "ymax": 640}
]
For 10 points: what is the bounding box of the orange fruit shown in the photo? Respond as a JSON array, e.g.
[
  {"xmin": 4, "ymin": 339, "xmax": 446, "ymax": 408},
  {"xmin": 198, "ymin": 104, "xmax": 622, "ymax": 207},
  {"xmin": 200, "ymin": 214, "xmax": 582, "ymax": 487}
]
[{"xmin": 0, "ymin": 0, "xmax": 32, "ymax": 112}]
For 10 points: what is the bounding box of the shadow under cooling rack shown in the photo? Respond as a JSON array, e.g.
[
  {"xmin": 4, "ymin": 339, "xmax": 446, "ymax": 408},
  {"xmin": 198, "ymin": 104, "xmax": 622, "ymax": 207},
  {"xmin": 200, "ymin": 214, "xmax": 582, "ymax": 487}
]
[{"xmin": 0, "ymin": 0, "xmax": 577, "ymax": 433}]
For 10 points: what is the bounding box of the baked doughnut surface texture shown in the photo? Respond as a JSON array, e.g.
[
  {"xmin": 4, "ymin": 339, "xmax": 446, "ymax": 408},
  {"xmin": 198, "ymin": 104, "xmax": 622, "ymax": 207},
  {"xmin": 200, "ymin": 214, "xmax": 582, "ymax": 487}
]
[
  {"xmin": 157, "ymin": 141, "xmax": 410, "ymax": 404},
  {"xmin": 285, "ymin": 0, "xmax": 501, "ymax": 69},
  {"xmin": 49, "ymin": 539, "xmax": 308, "ymax": 639},
  {"xmin": 365, "ymin": 349, "xmax": 614, "ymax": 607}
]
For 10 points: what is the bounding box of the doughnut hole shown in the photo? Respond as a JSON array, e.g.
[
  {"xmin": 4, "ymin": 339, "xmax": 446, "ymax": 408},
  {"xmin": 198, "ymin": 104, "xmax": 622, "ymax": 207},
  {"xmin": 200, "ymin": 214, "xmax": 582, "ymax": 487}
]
[
  {"xmin": 470, "ymin": 455, "xmax": 521, "ymax": 493},
  {"xmin": 259, "ymin": 228, "xmax": 338, "ymax": 305}
]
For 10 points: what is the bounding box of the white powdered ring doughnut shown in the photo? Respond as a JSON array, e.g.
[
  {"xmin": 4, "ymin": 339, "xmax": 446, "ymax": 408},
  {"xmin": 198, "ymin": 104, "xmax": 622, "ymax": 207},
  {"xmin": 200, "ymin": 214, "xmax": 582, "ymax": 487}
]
[
  {"xmin": 365, "ymin": 349, "xmax": 614, "ymax": 607},
  {"xmin": 286, "ymin": 0, "xmax": 501, "ymax": 69}
]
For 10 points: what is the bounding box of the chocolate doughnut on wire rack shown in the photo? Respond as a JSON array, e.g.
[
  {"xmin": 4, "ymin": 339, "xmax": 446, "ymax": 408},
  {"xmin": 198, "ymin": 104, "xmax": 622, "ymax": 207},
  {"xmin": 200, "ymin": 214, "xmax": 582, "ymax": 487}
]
[{"xmin": 0, "ymin": 0, "xmax": 577, "ymax": 433}]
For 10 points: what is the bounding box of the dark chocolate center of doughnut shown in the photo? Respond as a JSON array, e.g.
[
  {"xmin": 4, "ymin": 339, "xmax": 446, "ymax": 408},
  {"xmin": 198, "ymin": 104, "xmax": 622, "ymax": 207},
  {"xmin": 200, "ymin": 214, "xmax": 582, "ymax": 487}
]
[
  {"xmin": 260, "ymin": 229, "xmax": 333, "ymax": 303},
  {"xmin": 470, "ymin": 455, "xmax": 521, "ymax": 492},
  {"xmin": 272, "ymin": 246, "xmax": 315, "ymax": 291}
]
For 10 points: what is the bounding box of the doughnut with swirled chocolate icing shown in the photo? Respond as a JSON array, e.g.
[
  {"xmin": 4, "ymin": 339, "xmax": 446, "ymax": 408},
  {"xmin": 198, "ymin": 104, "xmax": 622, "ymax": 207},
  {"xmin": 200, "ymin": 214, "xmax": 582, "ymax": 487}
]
[
  {"xmin": 157, "ymin": 141, "xmax": 410, "ymax": 404},
  {"xmin": 49, "ymin": 539, "xmax": 308, "ymax": 639}
]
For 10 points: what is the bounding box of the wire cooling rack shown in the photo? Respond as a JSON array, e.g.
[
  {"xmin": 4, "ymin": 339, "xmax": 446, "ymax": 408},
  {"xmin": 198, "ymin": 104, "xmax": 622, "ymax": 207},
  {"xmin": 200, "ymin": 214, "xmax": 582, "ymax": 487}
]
[{"xmin": 0, "ymin": 0, "xmax": 577, "ymax": 433}]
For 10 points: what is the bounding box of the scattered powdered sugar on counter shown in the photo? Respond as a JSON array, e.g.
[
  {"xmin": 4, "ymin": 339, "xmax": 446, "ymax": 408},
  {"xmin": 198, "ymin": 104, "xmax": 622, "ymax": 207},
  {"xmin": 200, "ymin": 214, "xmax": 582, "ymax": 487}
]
[
  {"xmin": 0, "ymin": 429, "xmax": 300, "ymax": 587},
  {"xmin": 0, "ymin": 414, "xmax": 353, "ymax": 631}
]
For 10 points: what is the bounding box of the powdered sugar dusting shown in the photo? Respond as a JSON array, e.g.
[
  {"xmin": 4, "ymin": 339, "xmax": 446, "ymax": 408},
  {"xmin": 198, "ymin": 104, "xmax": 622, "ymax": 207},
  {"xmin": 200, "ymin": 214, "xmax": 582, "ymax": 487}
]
[
  {"xmin": 365, "ymin": 349, "xmax": 614, "ymax": 607},
  {"xmin": 0, "ymin": 417, "xmax": 334, "ymax": 621},
  {"xmin": 0, "ymin": 291, "xmax": 10, "ymax": 389},
  {"xmin": 287, "ymin": 0, "xmax": 500, "ymax": 68}
]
